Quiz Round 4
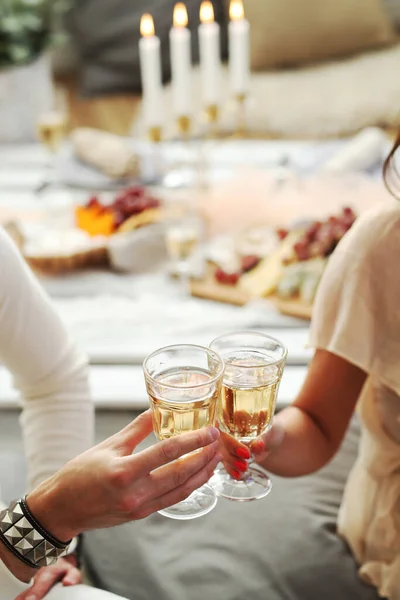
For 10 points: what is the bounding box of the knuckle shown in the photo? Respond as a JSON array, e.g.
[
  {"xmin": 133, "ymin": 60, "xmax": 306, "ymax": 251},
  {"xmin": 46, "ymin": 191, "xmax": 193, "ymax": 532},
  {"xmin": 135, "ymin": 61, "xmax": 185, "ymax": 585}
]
[
  {"xmin": 177, "ymin": 482, "xmax": 193, "ymax": 502},
  {"xmin": 160, "ymin": 439, "xmax": 180, "ymax": 462},
  {"xmin": 207, "ymin": 460, "xmax": 217, "ymax": 477},
  {"xmin": 194, "ymin": 431, "xmax": 205, "ymax": 449},
  {"xmin": 108, "ymin": 465, "xmax": 129, "ymax": 490},
  {"xmin": 119, "ymin": 493, "xmax": 141, "ymax": 515},
  {"xmin": 173, "ymin": 463, "xmax": 188, "ymax": 488},
  {"xmin": 134, "ymin": 507, "xmax": 151, "ymax": 520}
]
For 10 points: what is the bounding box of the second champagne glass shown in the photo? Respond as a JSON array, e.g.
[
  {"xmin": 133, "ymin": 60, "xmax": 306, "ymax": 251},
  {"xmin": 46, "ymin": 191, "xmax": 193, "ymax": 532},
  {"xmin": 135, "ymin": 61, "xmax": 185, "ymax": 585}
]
[
  {"xmin": 143, "ymin": 344, "xmax": 224, "ymax": 519},
  {"xmin": 209, "ymin": 332, "xmax": 287, "ymax": 501}
]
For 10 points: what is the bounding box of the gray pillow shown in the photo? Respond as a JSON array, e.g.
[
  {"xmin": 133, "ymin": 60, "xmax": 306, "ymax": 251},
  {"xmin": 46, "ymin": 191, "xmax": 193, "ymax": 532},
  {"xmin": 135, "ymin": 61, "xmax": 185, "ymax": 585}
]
[
  {"xmin": 68, "ymin": 0, "xmax": 228, "ymax": 97},
  {"xmin": 384, "ymin": 0, "xmax": 400, "ymax": 28}
]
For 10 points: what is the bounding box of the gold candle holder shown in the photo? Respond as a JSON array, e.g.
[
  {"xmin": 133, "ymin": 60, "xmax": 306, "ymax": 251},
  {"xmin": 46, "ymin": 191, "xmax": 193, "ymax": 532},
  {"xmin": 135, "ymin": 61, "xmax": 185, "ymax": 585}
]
[
  {"xmin": 148, "ymin": 125, "xmax": 163, "ymax": 143},
  {"xmin": 205, "ymin": 104, "xmax": 219, "ymax": 123},
  {"xmin": 234, "ymin": 93, "xmax": 247, "ymax": 138},
  {"xmin": 203, "ymin": 104, "xmax": 220, "ymax": 139},
  {"xmin": 147, "ymin": 125, "xmax": 163, "ymax": 181},
  {"xmin": 177, "ymin": 115, "xmax": 192, "ymax": 138}
]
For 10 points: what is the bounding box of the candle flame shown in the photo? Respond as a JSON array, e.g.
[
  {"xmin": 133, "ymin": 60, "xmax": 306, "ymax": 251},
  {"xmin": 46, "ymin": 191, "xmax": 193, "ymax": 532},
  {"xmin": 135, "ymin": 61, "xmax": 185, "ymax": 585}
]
[
  {"xmin": 140, "ymin": 13, "xmax": 155, "ymax": 37},
  {"xmin": 200, "ymin": 1, "xmax": 214, "ymax": 24},
  {"xmin": 173, "ymin": 3, "xmax": 188, "ymax": 27},
  {"xmin": 229, "ymin": 0, "xmax": 244, "ymax": 20}
]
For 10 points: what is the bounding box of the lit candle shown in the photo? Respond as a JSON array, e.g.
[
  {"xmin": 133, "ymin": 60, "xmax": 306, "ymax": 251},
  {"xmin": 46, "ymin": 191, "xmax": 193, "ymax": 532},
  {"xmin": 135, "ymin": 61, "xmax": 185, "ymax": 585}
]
[
  {"xmin": 139, "ymin": 14, "xmax": 164, "ymax": 137},
  {"xmin": 170, "ymin": 3, "xmax": 192, "ymax": 129},
  {"xmin": 228, "ymin": 0, "xmax": 250, "ymax": 98},
  {"xmin": 198, "ymin": 1, "xmax": 221, "ymax": 112}
]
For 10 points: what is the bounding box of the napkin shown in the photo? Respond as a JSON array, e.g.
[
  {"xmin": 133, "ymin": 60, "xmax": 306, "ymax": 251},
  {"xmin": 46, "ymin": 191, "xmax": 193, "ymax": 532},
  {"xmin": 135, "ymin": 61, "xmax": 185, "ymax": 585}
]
[
  {"xmin": 320, "ymin": 127, "xmax": 390, "ymax": 174},
  {"xmin": 71, "ymin": 128, "xmax": 140, "ymax": 180}
]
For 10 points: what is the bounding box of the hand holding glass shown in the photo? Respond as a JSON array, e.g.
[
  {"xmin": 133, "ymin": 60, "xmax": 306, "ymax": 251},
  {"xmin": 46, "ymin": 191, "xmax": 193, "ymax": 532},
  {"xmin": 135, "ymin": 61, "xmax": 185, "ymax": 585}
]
[
  {"xmin": 210, "ymin": 332, "xmax": 287, "ymax": 501},
  {"xmin": 143, "ymin": 344, "xmax": 224, "ymax": 519}
]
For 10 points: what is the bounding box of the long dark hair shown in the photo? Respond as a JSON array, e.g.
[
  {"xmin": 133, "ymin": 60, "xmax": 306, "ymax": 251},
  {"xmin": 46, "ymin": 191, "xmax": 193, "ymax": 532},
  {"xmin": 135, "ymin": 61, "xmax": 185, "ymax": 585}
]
[{"xmin": 383, "ymin": 132, "xmax": 400, "ymax": 198}]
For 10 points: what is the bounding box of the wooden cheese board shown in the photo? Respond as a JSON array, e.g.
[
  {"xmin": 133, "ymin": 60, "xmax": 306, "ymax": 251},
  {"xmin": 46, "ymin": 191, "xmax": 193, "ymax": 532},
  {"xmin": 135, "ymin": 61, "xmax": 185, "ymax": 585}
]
[{"xmin": 189, "ymin": 262, "xmax": 313, "ymax": 320}]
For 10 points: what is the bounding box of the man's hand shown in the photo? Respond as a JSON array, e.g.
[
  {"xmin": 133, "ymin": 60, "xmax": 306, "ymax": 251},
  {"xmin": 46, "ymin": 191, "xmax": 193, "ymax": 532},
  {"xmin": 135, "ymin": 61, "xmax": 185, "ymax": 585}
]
[
  {"xmin": 14, "ymin": 555, "xmax": 81, "ymax": 600},
  {"xmin": 27, "ymin": 411, "xmax": 221, "ymax": 542}
]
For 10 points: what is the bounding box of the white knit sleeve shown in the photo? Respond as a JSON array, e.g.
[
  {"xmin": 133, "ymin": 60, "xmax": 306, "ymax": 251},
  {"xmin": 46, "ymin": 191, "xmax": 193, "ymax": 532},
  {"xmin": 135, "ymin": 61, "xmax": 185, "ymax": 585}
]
[{"xmin": 0, "ymin": 228, "xmax": 94, "ymax": 491}]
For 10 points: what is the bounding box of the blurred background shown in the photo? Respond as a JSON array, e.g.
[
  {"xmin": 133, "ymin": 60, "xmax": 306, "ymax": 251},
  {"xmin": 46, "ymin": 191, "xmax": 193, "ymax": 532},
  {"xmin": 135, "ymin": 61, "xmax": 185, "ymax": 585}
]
[{"xmin": 1, "ymin": 0, "xmax": 399, "ymax": 136}]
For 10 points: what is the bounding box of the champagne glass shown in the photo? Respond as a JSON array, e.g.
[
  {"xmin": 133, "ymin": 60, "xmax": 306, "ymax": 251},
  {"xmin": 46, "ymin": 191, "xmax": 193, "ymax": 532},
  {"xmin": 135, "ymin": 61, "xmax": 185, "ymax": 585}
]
[
  {"xmin": 209, "ymin": 332, "xmax": 287, "ymax": 501},
  {"xmin": 165, "ymin": 211, "xmax": 204, "ymax": 290},
  {"xmin": 143, "ymin": 344, "xmax": 224, "ymax": 519},
  {"xmin": 36, "ymin": 88, "xmax": 69, "ymax": 193}
]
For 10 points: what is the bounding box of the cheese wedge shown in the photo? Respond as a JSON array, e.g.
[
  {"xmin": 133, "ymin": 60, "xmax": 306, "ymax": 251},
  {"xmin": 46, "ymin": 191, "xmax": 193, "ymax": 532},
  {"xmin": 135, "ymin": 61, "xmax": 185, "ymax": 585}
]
[
  {"xmin": 239, "ymin": 230, "xmax": 304, "ymax": 298},
  {"xmin": 117, "ymin": 208, "xmax": 163, "ymax": 233}
]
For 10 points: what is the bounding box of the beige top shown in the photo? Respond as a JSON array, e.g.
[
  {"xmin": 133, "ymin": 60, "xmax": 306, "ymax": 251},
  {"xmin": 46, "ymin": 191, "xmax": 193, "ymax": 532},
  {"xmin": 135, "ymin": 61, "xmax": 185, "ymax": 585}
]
[{"xmin": 309, "ymin": 201, "xmax": 400, "ymax": 599}]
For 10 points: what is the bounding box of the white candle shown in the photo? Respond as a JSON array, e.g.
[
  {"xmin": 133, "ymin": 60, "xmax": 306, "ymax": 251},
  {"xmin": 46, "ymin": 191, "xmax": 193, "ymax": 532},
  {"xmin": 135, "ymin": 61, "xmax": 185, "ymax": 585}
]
[
  {"xmin": 199, "ymin": 1, "xmax": 221, "ymax": 108},
  {"xmin": 139, "ymin": 14, "xmax": 164, "ymax": 130},
  {"xmin": 169, "ymin": 3, "xmax": 192, "ymax": 118},
  {"xmin": 228, "ymin": 0, "xmax": 250, "ymax": 97}
]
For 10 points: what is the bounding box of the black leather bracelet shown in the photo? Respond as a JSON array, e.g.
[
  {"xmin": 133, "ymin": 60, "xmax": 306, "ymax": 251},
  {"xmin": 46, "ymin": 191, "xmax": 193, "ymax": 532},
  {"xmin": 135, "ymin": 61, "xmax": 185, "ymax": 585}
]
[
  {"xmin": 21, "ymin": 496, "xmax": 71, "ymax": 548},
  {"xmin": 0, "ymin": 498, "xmax": 72, "ymax": 568}
]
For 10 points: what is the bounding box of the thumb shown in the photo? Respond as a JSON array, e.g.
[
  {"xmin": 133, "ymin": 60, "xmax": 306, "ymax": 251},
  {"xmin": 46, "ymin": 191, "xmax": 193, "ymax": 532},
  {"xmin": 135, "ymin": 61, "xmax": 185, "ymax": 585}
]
[
  {"xmin": 251, "ymin": 422, "xmax": 284, "ymax": 460},
  {"xmin": 115, "ymin": 410, "xmax": 154, "ymax": 455}
]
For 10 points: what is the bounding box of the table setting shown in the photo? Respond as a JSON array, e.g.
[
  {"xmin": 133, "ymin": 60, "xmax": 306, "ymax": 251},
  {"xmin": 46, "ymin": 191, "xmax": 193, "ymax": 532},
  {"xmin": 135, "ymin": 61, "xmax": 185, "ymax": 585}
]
[{"xmin": 0, "ymin": 0, "xmax": 395, "ymax": 414}]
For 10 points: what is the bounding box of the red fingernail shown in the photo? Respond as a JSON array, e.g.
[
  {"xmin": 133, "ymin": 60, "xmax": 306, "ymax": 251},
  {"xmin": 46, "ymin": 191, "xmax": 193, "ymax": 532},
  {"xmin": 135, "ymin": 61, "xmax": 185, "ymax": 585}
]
[
  {"xmin": 254, "ymin": 440, "xmax": 265, "ymax": 452},
  {"xmin": 234, "ymin": 459, "xmax": 248, "ymax": 472},
  {"xmin": 231, "ymin": 469, "xmax": 242, "ymax": 480},
  {"xmin": 236, "ymin": 447, "xmax": 251, "ymax": 459}
]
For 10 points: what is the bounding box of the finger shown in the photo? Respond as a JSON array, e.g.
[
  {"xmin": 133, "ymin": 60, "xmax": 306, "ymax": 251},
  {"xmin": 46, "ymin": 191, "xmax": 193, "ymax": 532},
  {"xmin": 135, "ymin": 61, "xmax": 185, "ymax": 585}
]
[
  {"xmin": 62, "ymin": 567, "xmax": 82, "ymax": 586},
  {"xmin": 250, "ymin": 438, "xmax": 265, "ymax": 456},
  {"xmin": 219, "ymin": 443, "xmax": 247, "ymax": 474},
  {"xmin": 115, "ymin": 410, "xmax": 154, "ymax": 454},
  {"xmin": 136, "ymin": 450, "xmax": 222, "ymax": 519},
  {"xmin": 220, "ymin": 431, "xmax": 251, "ymax": 461},
  {"xmin": 125, "ymin": 426, "xmax": 220, "ymax": 478},
  {"xmin": 251, "ymin": 423, "xmax": 285, "ymax": 460},
  {"xmin": 15, "ymin": 566, "xmax": 65, "ymax": 600},
  {"xmin": 144, "ymin": 441, "xmax": 220, "ymax": 499}
]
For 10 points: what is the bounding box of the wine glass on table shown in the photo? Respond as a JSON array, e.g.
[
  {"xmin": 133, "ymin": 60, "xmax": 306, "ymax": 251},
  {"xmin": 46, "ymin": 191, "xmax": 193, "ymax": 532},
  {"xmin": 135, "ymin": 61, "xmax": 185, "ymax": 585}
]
[
  {"xmin": 36, "ymin": 88, "xmax": 69, "ymax": 193},
  {"xmin": 209, "ymin": 332, "xmax": 287, "ymax": 501},
  {"xmin": 164, "ymin": 209, "xmax": 204, "ymax": 291},
  {"xmin": 143, "ymin": 344, "xmax": 224, "ymax": 519}
]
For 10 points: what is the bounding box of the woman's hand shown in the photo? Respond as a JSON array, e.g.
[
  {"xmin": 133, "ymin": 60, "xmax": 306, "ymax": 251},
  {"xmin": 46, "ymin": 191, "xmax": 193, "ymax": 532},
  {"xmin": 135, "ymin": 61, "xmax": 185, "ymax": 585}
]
[
  {"xmin": 26, "ymin": 410, "xmax": 221, "ymax": 543},
  {"xmin": 219, "ymin": 423, "xmax": 285, "ymax": 478},
  {"xmin": 14, "ymin": 555, "xmax": 81, "ymax": 600}
]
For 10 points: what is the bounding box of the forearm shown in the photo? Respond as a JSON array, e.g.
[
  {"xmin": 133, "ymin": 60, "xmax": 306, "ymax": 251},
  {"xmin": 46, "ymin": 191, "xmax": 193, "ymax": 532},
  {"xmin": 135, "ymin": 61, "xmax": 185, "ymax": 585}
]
[
  {"xmin": 26, "ymin": 478, "xmax": 81, "ymax": 542},
  {"xmin": 20, "ymin": 365, "xmax": 94, "ymax": 490},
  {"xmin": 258, "ymin": 405, "xmax": 337, "ymax": 477}
]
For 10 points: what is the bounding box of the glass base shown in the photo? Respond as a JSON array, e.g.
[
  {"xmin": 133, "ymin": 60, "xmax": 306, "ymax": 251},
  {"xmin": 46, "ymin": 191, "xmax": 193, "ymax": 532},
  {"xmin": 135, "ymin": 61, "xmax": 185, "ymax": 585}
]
[
  {"xmin": 210, "ymin": 464, "xmax": 272, "ymax": 502},
  {"xmin": 158, "ymin": 484, "xmax": 218, "ymax": 520}
]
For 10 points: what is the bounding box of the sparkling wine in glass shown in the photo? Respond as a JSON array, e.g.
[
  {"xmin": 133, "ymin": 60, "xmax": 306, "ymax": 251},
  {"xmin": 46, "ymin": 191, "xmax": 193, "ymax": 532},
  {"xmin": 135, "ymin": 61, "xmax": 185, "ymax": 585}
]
[
  {"xmin": 210, "ymin": 332, "xmax": 287, "ymax": 501},
  {"xmin": 37, "ymin": 111, "xmax": 68, "ymax": 152},
  {"xmin": 165, "ymin": 215, "xmax": 202, "ymax": 279},
  {"xmin": 35, "ymin": 88, "xmax": 69, "ymax": 194},
  {"xmin": 143, "ymin": 344, "xmax": 224, "ymax": 519}
]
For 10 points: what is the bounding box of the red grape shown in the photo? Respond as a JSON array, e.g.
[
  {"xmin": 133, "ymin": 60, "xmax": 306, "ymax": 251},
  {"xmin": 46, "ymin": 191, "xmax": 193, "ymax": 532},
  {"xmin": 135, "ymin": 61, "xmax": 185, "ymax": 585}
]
[
  {"xmin": 215, "ymin": 269, "xmax": 240, "ymax": 286},
  {"xmin": 241, "ymin": 255, "xmax": 260, "ymax": 272},
  {"xmin": 277, "ymin": 228, "xmax": 289, "ymax": 240},
  {"xmin": 87, "ymin": 196, "xmax": 100, "ymax": 209}
]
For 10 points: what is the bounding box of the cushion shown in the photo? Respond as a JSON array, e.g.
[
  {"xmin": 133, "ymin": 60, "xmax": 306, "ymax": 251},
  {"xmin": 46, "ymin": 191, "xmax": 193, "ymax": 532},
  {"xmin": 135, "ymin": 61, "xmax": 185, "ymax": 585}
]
[
  {"xmin": 244, "ymin": 0, "xmax": 395, "ymax": 70},
  {"xmin": 84, "ymin": 418, "xmax": 382, "ymax": 600},
  {"xmin": 384, "ymin": 0, "xmax": 400, "ymax": 29}
]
